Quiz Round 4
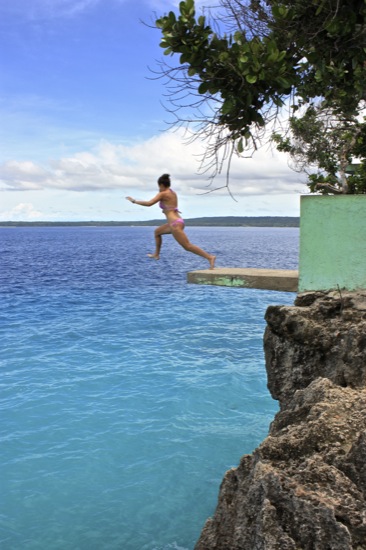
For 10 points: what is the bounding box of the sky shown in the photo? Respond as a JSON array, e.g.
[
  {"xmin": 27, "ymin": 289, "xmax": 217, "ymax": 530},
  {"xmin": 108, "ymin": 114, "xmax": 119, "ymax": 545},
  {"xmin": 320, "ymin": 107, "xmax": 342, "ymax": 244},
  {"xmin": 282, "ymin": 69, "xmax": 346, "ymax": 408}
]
[{"xmin": 0, "ymin": 0, "xmax": 306, "ymax": 222}]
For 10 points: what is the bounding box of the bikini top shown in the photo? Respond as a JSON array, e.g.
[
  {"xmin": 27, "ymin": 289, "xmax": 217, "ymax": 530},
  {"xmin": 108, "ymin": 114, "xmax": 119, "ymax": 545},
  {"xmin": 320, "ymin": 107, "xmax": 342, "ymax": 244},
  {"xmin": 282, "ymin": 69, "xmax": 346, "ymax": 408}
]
[
  {"xmin": 159, "ymin": 189, "xmax": 180, "ymax": 212},
  {"xmin": 160, "ymin": 204, "xmax": 180, "ymax": 212}
]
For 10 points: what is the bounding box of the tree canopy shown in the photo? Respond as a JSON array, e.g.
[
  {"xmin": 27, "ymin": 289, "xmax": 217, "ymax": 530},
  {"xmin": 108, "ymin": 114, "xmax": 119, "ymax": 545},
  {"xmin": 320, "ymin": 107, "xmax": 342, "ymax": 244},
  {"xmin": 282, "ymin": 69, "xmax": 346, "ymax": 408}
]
[{"xmin": 155, "ymin": 0, "xmax": 366, "ymax": 192}]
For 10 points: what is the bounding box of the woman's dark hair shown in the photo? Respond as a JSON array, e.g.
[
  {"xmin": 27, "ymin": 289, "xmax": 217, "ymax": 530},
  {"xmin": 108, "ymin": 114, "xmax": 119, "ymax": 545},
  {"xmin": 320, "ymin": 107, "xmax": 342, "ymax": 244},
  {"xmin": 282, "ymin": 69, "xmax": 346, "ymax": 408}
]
[{"xmin": 158, "ymin": 173, "xmax": 171, "ymax": 187}]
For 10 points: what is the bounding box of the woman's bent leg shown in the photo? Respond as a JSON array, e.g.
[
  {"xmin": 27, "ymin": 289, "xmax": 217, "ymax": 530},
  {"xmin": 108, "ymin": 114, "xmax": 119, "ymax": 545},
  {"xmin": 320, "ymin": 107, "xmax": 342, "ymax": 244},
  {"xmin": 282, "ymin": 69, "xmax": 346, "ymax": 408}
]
[
  {"xmin": 172, "ymin": 227, "xmax": 216, "ymax": 269},
  {"xmin": 148, "ymin": 224, "xmax": 171, "ymax": 259}
]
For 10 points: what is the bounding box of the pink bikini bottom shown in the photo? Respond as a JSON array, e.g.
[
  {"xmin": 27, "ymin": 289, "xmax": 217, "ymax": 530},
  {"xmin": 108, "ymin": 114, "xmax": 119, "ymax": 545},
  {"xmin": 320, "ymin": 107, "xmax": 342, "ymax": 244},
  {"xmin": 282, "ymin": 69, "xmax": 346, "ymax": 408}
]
[{"xmin": 169, "ymin": 218, "xmax": 185, "ymax": 229}]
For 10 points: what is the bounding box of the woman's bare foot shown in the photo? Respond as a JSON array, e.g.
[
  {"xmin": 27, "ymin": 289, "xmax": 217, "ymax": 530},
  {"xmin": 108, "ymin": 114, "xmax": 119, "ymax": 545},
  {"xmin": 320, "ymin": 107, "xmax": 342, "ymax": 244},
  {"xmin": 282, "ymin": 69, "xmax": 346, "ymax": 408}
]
[
  {"xmin": 147, "ymin": 253, "xmax": 160, "ymax": 260},
  {"xmin": 209, "ymin": 255, "xmax": 216, "ymax": 270}
]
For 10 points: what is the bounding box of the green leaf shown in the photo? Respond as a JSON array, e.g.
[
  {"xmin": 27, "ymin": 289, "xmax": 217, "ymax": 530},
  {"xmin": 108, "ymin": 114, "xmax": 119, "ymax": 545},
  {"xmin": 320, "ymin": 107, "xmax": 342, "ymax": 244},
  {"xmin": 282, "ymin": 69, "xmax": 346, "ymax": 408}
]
[
  {"xmin": 168, "ymin": 11, "xmax": 176, "ymax": 24},
  {"xmin": 267, "ymin": 51, "xmax": 279, "ymax": 62},
  {"xmin": 180, "ymin": 0, "xmax": 195, "ymax": 17},
  {"xmin": 246, "ymin": 74, "xmax": 257, "ymax": 84},
  {"xmin": 198, "ymin": 81, "xmax": 210, "ymax": 94},
  {"xmin": 222, "ymin": 98, "xmax": 234, "ymax": 115},
  {"xmin": 208, "ymin": 85, "xmax": 219, "ymax": 95},
  {"xmin": 234, "ymin": 31, "xmax": 245, "ymax": 45},
  {"xmin": 237, "ymin": 138, "xmax": 244, "ymax": 153},
  {"xmin": 277, "ymin": 77, "xmax": 291, "ymax": 88},
  {"xmin": 278, "ymin": 51, "xmax": 287, "ymax": 62},
  {"xmin": 325, "ymin": 20, "xmax": 340, "ymax": 35},
  {"xmin": 271, "ymin": 5, "xmax": 281, "ymax": 18},
  {"xmin": 278, "ymin": 6, "xmax": 288, "ymax": 17},
  {"xmin": 315, "ymin": 3, "xmax": 324, "ymax": 16}
]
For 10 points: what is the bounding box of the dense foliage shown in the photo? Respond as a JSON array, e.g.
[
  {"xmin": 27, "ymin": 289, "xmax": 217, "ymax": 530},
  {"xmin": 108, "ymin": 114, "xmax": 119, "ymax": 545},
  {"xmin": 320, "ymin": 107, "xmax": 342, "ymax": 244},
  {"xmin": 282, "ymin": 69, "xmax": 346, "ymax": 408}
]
[{"xmin": 155, "ymin": 0, "xmax": 366, "ymax": 192}]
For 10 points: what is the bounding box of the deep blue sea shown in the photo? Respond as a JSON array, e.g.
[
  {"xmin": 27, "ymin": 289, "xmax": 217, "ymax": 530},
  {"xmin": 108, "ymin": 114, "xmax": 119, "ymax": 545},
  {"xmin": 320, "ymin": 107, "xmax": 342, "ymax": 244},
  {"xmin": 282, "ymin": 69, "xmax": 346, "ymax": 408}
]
[{"xmin": 0, "ymin": 226, "xmax": 298, "ymax": 550}]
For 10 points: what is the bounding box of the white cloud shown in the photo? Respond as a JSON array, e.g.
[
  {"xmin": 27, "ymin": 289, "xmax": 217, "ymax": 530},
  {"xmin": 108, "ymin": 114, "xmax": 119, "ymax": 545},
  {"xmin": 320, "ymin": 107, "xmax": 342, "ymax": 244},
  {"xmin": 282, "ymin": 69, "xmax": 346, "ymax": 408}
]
[
  {"xmin": 0, "ymin": 161, "xmax": 49, "ymax": 190},
  {"xmin": 0, "ymin": 203, "xmax": 43, "ymax": 221},
  {"xmin": 0, "ymin": 131, "xmax": 306, "ymax": 197}
]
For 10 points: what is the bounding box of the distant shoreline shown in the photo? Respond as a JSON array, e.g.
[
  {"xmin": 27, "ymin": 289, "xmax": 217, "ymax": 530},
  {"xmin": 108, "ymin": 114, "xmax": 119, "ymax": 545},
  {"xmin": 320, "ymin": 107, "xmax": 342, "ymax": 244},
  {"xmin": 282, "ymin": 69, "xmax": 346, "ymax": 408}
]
[{"xmin": 0, "ymin": 216, "xmax": 299, "ymax": 228}]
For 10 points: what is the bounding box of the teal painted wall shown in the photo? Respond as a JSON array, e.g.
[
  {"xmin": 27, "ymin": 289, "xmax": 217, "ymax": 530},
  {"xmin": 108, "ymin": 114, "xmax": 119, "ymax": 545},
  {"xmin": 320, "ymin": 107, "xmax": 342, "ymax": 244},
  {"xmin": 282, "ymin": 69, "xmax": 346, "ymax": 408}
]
[{"xmin": 299, "ymin": 195, "xmax": 366, "ymax": 292}]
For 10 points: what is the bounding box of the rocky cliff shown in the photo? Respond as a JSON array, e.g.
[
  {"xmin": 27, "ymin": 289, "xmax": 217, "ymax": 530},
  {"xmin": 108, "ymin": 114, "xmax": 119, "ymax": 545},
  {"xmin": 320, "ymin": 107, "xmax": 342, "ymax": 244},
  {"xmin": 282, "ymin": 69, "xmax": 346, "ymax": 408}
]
[{"xmin": 195, "ymin": 291, "xmax": 366, "ymax": 550}]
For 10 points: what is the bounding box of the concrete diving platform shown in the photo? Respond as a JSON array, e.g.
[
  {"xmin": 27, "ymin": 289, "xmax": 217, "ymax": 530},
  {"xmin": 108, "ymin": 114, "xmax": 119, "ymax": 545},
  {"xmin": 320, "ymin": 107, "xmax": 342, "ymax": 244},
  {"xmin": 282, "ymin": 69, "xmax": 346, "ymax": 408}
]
[{"xmin": 187, "ymin": 267, "xmax": 299, "ymax": 292}]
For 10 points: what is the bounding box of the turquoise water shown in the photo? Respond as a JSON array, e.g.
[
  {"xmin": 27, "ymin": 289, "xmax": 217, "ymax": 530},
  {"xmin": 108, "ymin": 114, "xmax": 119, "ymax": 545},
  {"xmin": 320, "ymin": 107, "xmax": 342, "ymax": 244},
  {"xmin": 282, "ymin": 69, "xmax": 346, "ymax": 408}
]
[{"xmin": 0, "ymin": 226, "xmax": 298, "ymax": 550}]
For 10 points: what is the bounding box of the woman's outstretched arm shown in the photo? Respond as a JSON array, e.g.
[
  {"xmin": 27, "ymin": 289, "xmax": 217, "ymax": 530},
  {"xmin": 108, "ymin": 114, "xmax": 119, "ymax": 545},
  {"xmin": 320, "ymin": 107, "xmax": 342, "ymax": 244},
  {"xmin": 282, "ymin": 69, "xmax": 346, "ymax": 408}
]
[{"xmin": 126, "ymin": 193, "xmax": 162, "ymax": 207}]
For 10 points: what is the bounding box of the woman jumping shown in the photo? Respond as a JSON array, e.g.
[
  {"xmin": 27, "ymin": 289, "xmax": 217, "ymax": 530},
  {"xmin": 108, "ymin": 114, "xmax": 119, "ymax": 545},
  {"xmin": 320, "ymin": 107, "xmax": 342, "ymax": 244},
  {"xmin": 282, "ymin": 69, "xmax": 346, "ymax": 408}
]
[{"xmin": 126, "ymin": 174, "xmax": 216, "ymax": 269}]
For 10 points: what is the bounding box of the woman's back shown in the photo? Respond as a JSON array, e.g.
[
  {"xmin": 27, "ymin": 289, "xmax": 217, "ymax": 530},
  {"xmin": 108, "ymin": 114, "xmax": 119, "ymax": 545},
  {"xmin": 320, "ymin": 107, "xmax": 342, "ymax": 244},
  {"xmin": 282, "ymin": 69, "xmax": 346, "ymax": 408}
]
[{"xmin": 159, "ymin": 188, "xmax": 179, "ymax": 212}]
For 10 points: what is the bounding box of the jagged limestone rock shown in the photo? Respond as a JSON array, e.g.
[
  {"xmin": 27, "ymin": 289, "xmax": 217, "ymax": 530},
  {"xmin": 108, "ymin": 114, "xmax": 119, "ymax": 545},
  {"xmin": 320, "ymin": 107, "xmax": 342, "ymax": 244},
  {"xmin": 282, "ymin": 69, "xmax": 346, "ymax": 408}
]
[
  {"xmin": 265, "ymin": 291, "xmax": 366, "ymax": 408},
  {"xmin": 195, "ymin": 292, "xmax": 366, "ymax": 550}
]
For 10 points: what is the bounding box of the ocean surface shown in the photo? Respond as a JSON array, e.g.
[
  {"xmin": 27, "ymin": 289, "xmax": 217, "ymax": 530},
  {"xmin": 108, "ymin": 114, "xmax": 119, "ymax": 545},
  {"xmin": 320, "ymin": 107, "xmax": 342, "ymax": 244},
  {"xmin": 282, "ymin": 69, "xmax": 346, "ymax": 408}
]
[{"xmin": 0, "ymin": 226, "xmax": 298, "ymax": 550}]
